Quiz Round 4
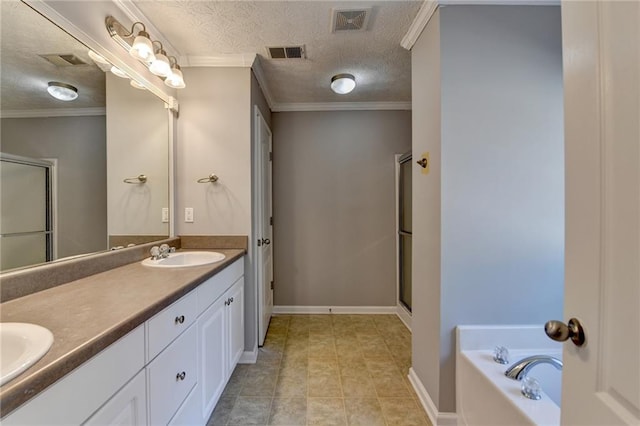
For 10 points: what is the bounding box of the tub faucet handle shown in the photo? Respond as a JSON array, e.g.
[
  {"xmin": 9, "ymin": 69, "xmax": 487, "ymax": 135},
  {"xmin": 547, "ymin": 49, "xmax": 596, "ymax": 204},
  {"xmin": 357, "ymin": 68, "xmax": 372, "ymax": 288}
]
[{"xmin": 493, "ymin": 346, "xmax": 510, "ymax": 364}]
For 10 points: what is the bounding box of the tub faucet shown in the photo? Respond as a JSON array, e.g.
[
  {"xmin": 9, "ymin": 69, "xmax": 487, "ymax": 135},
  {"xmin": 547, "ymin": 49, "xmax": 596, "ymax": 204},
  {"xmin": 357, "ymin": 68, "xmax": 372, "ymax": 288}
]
[{"xmin": 504, "ymin": 355, "xmax": 563, "ymax": 381}]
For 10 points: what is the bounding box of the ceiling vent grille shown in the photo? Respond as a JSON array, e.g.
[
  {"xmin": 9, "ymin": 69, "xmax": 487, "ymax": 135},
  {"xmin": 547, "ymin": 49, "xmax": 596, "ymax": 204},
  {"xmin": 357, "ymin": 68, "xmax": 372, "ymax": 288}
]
[
  {"xmin": 266, "ymin": 45, "xmax": 306, "ymax": 59},
  {"xmin": 331, "ymin": 8, "xmax": 372, "ymax": 32},
  {"xmin": 39, "ymin": 54, "xmax": 88, "ymax": 67}
]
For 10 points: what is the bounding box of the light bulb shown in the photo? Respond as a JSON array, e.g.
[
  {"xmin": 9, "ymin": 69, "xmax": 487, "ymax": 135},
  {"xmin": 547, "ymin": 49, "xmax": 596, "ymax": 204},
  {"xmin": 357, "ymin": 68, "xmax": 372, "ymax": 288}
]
[
  {"xmin": 129, "ymin": 31, "xmax": 155, "ymax": 63},
  {"xmin": 165, "ymin": 66, "xmax": 186, "ymax": 89},
  {"xmin": 149, "ymin": 50, "xmax": 171, "ymax": 77},
  {"xmin": 110, "ymin": 66, "xmax": 129, "ymax": 79},
  {"xmin": 130, "ymin": 80, "xmax": 146, "ymax": 90}
]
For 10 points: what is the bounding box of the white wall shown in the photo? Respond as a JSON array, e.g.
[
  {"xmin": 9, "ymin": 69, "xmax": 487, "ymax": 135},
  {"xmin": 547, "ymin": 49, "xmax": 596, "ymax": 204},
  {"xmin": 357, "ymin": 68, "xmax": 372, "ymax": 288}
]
[
  {"xmin": 106, "ymin": 73, "xmax": 169, "ymax": 238},
  {"xmin": 272, "ymin": 110, "xmax": 411, "ymax": 307},
  {"xmin": 411, "ymin": 5, "xmax": 564, "ymax": 415}
]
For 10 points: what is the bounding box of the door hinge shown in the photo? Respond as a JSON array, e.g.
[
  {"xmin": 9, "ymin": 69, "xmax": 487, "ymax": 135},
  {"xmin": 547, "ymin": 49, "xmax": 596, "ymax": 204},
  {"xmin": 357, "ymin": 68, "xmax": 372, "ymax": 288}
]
[
  {"xmin": 257, "ymin": 239, "xmax": 262, "ymax": 247},
  {"xmin": 270, "ymin": 216, "xmax": 273, "ymax": 226},
  {"xmin": 270, "ymin": 281, "xmax": 274, "ymax": 290},
  {"xmin": 269, "ymin": 152, "xmax": 273, "ymax": 161}
]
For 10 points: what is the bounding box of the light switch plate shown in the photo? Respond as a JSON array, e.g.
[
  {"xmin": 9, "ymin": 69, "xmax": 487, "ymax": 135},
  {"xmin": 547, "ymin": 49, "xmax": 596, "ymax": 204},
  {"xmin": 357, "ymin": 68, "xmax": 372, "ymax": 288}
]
[
  {"xmin": 162, "ymin": 208, "xmax": 169, "ymax": 223},
  {"xmin": 185, "ymin": 207, "xmax": 194, "ymax": 223}
]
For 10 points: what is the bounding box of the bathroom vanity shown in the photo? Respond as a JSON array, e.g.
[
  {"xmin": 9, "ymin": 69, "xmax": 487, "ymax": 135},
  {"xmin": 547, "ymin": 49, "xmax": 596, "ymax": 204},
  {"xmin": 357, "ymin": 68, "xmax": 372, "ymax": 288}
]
[{"xmin": 0, "ymin": 249, "xmax": 245, "ymax": 425}]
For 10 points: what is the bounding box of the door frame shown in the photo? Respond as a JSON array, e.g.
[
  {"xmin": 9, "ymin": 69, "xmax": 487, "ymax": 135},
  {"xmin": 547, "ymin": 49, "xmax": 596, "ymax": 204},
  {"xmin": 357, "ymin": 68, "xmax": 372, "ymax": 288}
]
[
  {"xmin": 252, "ymin": 105, "xmax": 273, "ymax": 346},
  {"xmin": 395, "ymin": 153, "xmax": 412, "ymax": 330}
]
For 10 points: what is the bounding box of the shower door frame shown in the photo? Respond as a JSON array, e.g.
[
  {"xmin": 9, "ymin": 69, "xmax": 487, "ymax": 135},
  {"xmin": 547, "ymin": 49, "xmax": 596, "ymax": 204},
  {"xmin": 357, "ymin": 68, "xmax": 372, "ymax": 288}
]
[
  {"xmin": 0, "ymin": 153, "xmax": 56, "ymax": 268},
  {"xmin": 395, "ymin": 152, "xmax": 412, "ymax": 328}
]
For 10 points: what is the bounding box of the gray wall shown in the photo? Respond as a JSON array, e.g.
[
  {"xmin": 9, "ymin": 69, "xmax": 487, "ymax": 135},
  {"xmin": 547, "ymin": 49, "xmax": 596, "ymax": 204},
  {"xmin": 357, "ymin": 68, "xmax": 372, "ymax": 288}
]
[
  {"xmin": 1, "ymin": 116, "xmax": 107, "ymax": 258},
  {"xmin": 411, "ymin": 5, "xmax": 564, "ymax": 413},
  {"xmin": 272, "ymin": 110, "xmax": 411, "ymax": 307}
]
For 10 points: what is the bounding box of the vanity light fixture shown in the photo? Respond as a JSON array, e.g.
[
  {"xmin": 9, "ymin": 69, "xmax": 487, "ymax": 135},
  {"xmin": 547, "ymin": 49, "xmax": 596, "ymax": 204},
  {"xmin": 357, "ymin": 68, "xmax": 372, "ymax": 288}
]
[
  {"xmin": 165, "ymin": 57, "xmax": 186, "ymax": 89},
  {"xmin": 47, "ymin": 82, "xmax": 78, "ymax": 101},
  {"xmin": 106, "ymin": 15, "xmax": 186, "ymax": 89},
  {"xmin": 110, "ymin": 65, "xmax": 129, "ymax": 79},
  {"xmin": 88, "ymin": 50, "xmax": 110, "ymax": 65},
  {"xmin": 149, "ymin": 41, "xmax": 171, "ymax": 77},
  {"xmin": 330, "ymin": 73, "xmax": 356, "ymax": 94}
]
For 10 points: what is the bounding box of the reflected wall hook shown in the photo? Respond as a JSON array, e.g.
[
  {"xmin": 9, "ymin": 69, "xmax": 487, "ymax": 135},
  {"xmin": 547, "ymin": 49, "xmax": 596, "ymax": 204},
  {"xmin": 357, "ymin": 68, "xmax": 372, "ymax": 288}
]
[
  {"xmin": 197, "ymin": 174, "xmax": 219, "ymax": 183},
  {"xmin": 123, "ymin": 174, "xmax": 147, "ymax": 184},
  {"xmin": 416, "ymin": 157, "xmax": 428, "ymax": 168}
]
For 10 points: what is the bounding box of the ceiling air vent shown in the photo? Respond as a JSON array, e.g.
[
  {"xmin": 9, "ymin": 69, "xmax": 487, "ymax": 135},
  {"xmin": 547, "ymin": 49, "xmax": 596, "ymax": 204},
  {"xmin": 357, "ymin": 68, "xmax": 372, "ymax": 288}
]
[
  {"xmin": 39, "ymin": 54, "xmax": 88, "ymax": 67},
  {"xmin": 331, "ymin": 8, "xmax": 372, "ymax": 32},
  {"xmin": 266, "ymin": 45, "xmax": 306, "ymax": 59}
]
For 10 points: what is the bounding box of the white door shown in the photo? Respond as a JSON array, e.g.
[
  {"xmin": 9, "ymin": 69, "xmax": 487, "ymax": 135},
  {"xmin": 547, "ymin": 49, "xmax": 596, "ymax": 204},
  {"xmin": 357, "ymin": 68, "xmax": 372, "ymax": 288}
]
[
  {"xmin": 255, "ymin": 106, "xmax": 274, "ymax": 346},
  {"xmin": 561, "ymin": 1, "xmax": 640, "ymax": 424}
]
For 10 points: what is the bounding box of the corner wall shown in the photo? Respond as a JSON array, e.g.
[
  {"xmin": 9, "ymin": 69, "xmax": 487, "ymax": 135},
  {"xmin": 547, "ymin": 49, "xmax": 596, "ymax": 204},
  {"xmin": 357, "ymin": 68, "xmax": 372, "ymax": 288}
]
[
  {"xmin": 410, "ymin": 5, "xmax": 564, "ymax": 416},
  {"xmin": 271, "ymin": 110, "xmax": 411, "ymax": 308}
]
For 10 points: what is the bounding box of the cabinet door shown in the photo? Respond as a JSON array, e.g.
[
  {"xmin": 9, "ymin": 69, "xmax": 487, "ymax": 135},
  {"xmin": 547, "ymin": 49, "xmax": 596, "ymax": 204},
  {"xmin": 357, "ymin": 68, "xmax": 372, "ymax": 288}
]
[
  {"xmin": 198, "ymin": 295, "xmax": 227, "ymax": 421},
  {"xmin": 227, "ymin": 277, "xmax": 245, "ymax": 372},
  {"xmin": 83, "ymin": 370, "xmax": 147, "ymax": 426}
]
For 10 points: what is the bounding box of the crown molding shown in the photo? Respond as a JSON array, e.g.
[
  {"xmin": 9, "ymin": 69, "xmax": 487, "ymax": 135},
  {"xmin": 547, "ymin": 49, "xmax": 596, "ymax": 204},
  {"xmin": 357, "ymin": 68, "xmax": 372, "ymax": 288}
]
[
  {"xmin": 401, "ymin": 0, "xmax": 438, "ymax": 50},
  {"xmin": 0, "ymin": 108, "xmax": 106, "ymax": 119},
  {"xmin": 251, "ymin": 57, "xmax": 275, "ymax": 110},
  {"xmin": 401, "ymin": 0, "xmax": 560, "ymax": 50},
  {"xmin": 272, "ymin": 102, "xmax": 411, "ymax": 112},
  {"xmin": 181, "ymin": 53, "xmax": 257, "ymax": 68}
]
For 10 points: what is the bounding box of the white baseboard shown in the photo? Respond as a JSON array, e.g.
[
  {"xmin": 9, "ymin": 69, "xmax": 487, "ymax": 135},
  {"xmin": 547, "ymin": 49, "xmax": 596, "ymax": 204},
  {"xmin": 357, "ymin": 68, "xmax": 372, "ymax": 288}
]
[
  {"xmin": 408, "ymin": 368, "xmax": 458, "ymax": 426},
  {"xmin": 272, "ymin": 305, "xmax": 397, "ymax": 314},
  {"xmin": 238, "ymin": 344, "xmax": 258, "ymax": 364},
  {"xmin": 396, "ymin": 304, "xmax": 412, "ymax": 331}
]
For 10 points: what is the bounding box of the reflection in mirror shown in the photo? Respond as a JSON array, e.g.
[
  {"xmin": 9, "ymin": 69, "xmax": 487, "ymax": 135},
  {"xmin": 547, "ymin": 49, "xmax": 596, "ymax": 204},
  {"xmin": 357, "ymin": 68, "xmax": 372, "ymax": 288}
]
[{"xmin": 0, "ymin": 1, "xmax": 169, "ymax": 272}]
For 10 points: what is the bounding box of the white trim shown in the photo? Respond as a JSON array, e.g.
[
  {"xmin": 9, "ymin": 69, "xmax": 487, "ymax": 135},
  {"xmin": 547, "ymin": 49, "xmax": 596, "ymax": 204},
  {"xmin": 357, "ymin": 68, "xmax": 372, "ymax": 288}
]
[
  {"xmin": 397, "ymin": 304, "xmax": 412, "ymax": 331},
  {"xmin": 251, "ymin": 58, "xmax": 275, "ymax": 110},
  {"xmin": 408, "ymin": 368, "xmax": 458, "ymax": 426},
  {"xmin": 401, "ymin": 0, "xmax": 439, "ymax": 50},
  {"xmin": 273, "ymin": 306, "xmax": 397, "ymax": 315},
  {"xmin": 272, "ymin": 102, "xmax": 411, "ymax": 112},
  {"xmin": 182, "ymin": 53, "xmax": 257, "ymax": 68},
  {"xmin": 0, "ymin": 108, "xmax": 106, "ymax": 118},
  {"xmin": 401, "ymin": 0, "xmax": 561, "ymax": 51},
  {"xmin": 238, "ymin": 344, "xmax": 258, "ymax": 364}
]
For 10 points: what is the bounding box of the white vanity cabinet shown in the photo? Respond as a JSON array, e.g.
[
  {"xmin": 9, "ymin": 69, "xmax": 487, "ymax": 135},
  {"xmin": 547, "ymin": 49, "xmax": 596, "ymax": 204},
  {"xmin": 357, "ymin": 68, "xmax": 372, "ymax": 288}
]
[{"xmin": 2, "ymin": 257, "xmax": 245, "ymax": 426}]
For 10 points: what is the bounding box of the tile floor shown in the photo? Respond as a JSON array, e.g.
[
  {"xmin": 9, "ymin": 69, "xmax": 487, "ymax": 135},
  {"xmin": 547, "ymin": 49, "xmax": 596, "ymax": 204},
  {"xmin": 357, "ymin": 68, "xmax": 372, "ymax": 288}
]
[{"xmin": 206, "ymin": 314, "xmax": 432, "ymax": 426}]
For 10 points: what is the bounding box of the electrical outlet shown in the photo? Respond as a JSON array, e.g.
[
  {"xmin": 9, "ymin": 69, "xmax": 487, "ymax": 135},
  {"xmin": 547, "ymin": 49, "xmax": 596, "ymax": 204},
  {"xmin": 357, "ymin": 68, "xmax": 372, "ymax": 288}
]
[
  {"xmin": 185, "ymin": 207, "xmax": 194, "ymax": 223},
  {"xmin": 162, "ymin": 208, "xmax": 169, "ymax": 223}
]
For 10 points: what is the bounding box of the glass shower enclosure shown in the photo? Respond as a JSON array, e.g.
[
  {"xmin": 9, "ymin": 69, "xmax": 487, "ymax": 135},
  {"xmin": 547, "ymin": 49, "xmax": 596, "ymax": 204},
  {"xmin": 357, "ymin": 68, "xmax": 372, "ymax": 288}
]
[{"xmin": 398, "ymin": 152, "xmax": 412, "ymax": 312}]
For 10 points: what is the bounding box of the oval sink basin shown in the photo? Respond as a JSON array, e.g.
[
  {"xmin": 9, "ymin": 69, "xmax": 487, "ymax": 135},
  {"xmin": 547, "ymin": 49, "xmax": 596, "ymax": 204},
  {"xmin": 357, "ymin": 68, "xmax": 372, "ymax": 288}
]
[
  {"xmin": 141, "ymin": 251, "xmax": 226, "ymax": 268},
  {"xmin": 1, "ymin": 323, "xmax": 54, "ymax": 386}
]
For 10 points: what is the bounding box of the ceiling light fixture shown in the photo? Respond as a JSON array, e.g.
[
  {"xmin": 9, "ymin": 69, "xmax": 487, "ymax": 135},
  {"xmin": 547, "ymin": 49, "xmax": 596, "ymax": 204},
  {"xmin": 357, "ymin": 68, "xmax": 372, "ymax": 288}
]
[
  {"xmin": 47, "ymin": 82, "xmax": 78, "ymax": 101},
  {"xmin": 165, "ymin": 57, "xmax": 186, "ymax": 89},
  {"xmin": 88, "ymin": 50, "xmax": 110, "ymax": 65},
  {"xmin": 330, "ymin": 73, "xmax": 356, "ymax": 94},
  {"xmin": 106, "ymin": 16, "xmax": 186, "ymax": 89}
]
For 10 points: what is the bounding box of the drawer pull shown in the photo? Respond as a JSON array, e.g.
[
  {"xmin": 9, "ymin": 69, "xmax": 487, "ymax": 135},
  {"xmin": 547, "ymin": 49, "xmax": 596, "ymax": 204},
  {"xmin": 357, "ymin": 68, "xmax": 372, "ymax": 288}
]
[
  {"xmin": 224, "ymin": 300, "xmax": 229, "ymax": 306},
  {"xmin": 230, "ymin": 297, "xmax": 234, "ymax": 303},
  {"xmin": 175, "ymin": 315, "xmax": 185, "ymax": 324},
  {"xmin": 176, "ymin": 371, "xmax": 186, "ymax": 381}
]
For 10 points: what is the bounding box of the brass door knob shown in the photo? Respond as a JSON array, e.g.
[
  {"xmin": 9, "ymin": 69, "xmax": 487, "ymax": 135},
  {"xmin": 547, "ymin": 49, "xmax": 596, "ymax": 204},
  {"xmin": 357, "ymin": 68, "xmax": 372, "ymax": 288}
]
[{"xmin": 545, "ymin": 318, "xmax": 586, "ymax": 347}]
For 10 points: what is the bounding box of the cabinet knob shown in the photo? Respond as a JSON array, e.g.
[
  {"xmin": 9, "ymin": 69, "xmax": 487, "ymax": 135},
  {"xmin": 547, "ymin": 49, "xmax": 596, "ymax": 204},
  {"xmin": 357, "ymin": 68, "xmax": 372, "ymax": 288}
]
[
  {"xmin": 174, "ymin": 315, "xmax": 185, "ymax": 324},
  {"xmin": 176, "ymin": 371, "xmax": 186, "ymax": 381},
  {"xmin": 230, "ymin": 297, "xmax": 234, "ymax": 303},
  {"xmin": 224, "ymin": 300, "xmax": 229, "ymax": 306}
]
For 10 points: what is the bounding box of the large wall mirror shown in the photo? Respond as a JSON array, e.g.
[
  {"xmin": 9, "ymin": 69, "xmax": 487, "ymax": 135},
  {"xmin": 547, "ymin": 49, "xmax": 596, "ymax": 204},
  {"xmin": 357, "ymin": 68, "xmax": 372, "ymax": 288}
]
[{"xmin": 0, "ymin": 1, "xmax": 170, "ymax": 272}]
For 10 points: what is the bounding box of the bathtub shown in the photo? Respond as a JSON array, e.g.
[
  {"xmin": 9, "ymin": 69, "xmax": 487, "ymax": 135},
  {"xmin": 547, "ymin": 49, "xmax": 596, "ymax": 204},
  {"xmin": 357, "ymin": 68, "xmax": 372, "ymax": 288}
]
[{"xmin": 456, "ymin": 325, "xmax": 563, "ymax": 426}]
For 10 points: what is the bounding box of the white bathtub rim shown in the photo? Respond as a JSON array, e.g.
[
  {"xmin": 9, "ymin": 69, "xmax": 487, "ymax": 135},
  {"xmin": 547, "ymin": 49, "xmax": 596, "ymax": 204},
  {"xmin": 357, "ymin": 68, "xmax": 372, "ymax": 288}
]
[{"xmin": 461, "ymin": 350, "xmax": 561, "ymax": 426}]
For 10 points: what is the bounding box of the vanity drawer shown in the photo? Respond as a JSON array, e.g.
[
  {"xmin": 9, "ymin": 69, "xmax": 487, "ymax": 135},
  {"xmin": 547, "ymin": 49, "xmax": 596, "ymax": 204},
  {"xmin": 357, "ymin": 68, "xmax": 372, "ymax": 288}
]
[
  {"xmin": 147, "ymin": 323, "xmax": 197, "ymax": 426},
  {"xmin": 197, "ymin": 258, "xmax": 244, "ymax": 315},
  {"xmin": 146, "ymin": 290, "xmax": 197, "ymax": 361}
]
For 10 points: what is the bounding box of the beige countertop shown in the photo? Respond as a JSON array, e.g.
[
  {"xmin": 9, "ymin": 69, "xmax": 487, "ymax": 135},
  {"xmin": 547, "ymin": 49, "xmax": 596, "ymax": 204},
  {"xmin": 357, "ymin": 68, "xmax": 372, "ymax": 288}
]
[{"xmin": 0, "ymin": 249, "xmax": 245, "ymax": 418}]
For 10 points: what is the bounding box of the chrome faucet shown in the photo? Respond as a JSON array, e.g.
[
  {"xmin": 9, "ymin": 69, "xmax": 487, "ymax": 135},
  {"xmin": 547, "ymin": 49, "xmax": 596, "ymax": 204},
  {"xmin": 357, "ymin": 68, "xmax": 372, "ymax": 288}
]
[{"xmin": 504, "ymin": 355, "xmax": 563, "ymax": 381}]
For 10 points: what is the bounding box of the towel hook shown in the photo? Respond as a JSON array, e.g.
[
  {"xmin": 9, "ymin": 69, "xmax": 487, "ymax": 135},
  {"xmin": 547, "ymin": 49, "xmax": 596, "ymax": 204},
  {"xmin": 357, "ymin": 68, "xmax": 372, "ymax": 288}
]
[
  {"xmin": 197, "ymin": 174, "xmax": 219, "ymax": 183},
  {"xmin": 123, "ymin": 174, "xmax": 147, "ymax": 184}
]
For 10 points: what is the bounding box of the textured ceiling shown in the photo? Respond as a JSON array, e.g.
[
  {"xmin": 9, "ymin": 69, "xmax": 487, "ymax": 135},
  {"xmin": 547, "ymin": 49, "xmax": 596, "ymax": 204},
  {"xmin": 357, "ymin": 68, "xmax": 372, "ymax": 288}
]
[
  {"xmin": 0, "ymin": 1, "xmax": 105, "ymax": 112},
  {"xmin": 133, "ymin": 1, "xmax": 422, "ymax": 105}
]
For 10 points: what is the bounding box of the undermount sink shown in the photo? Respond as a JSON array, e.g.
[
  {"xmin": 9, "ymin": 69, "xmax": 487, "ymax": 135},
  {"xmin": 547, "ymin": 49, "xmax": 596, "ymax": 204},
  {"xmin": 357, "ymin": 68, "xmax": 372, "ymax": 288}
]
[
  {"xmin": 1, "ymin": 323, "xmax": 54, "ymax": 386},
  {"xmin": 141, "ymin": 251, "xmax": 226, "ymax": 268}
]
